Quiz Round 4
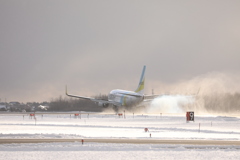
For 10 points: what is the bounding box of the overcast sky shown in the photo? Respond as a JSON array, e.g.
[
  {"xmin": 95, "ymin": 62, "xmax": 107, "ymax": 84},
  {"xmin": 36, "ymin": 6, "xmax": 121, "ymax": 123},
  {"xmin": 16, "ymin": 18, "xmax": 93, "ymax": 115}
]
[{"xmin": 0, "ymin": 0, "xmax": 240, "ymax": 102}]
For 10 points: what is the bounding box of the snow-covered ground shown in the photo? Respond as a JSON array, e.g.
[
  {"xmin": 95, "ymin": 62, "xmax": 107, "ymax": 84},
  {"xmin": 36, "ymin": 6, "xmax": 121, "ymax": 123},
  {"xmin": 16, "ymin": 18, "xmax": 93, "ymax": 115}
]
[
  {"xmin": 0, "ymin": 112, "xmax": 240, "ymax": 159},
  {"xmin": 1, "ymin": 142, "xmax": 240, "ymax": 160}
]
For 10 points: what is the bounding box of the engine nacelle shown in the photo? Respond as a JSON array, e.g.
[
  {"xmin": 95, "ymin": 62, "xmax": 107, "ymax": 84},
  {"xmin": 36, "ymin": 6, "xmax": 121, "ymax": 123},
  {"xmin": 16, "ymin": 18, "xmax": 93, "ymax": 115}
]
[{"xmin": 98, "ymin": 102, "xmax": 109, "ymax": 108}]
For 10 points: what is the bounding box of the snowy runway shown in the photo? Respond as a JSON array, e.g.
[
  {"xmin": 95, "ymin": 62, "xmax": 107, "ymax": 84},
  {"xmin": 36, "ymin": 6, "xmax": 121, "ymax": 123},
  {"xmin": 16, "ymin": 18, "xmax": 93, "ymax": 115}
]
[
  {"xmin": 1, "ymin": 138, "xmax": 240, "ymax": 146},
  {"xmin": 0, "ymin": 142, "xmax": 240, "ymax": 160},
  {"xmin": 0, "ymin": 112, "xmax": 240, "ymax": 159}
]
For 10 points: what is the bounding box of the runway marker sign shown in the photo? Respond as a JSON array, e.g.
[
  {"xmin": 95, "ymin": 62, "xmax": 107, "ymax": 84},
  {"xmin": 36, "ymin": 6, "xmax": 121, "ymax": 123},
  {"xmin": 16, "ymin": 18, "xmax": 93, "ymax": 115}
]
[{"xmin": 186, "ymin": 111, "xmax": 194, "ymax": 122}]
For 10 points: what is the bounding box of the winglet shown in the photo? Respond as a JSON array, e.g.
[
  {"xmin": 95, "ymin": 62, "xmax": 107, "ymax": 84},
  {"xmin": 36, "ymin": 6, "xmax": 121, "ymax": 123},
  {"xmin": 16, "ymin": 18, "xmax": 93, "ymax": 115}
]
[
  {"xmin": 65, "ymin": 85, "xmax": 68, "ymax": 96},
  {"xmin": 196, "ymin": 87, "xmax": 201, "ymax": 95}
]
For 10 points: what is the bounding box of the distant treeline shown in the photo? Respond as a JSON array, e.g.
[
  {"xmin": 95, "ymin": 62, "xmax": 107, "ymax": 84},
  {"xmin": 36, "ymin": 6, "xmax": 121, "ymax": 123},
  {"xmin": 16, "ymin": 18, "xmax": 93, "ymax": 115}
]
[
  {"xmin": 48, "ymin": 94, "xmax": 108, "ymax": 112},
  {"xmin": 48, "ymin": 93, "xmax": 240, "ymax": 113}
]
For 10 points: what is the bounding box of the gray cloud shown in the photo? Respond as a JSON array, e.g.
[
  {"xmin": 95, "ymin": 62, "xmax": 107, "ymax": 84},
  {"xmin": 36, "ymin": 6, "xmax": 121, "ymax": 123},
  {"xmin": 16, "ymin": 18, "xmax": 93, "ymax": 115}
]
[{"xmin": 0, "ymin": 0, "xmax": 240, "ymax": 102}]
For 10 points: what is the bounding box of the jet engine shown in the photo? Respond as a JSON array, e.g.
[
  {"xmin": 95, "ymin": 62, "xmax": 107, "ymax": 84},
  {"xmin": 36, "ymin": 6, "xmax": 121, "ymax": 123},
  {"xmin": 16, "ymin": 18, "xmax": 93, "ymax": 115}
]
[{"xmin": 98, "ymin": 102, "xmax": 109, "ymax": 108}]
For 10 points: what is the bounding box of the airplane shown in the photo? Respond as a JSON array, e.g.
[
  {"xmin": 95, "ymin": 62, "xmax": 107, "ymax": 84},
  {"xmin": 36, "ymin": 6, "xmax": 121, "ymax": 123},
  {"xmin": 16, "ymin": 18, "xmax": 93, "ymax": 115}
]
[{"xmin": 65, "ymin": 66, "xmax": 156, "ymax": 111}]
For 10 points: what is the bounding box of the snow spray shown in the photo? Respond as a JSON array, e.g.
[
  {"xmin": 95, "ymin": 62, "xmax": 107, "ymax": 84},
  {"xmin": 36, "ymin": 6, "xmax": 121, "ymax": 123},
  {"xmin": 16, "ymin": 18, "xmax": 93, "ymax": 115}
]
[{"xmin": 147, "ymin": 95, "xmax": 195, "ymax": 114}]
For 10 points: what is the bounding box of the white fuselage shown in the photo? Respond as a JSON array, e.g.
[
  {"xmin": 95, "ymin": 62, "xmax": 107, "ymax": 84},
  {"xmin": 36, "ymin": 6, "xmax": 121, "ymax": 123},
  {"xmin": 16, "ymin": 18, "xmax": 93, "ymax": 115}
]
[
  {"xmin": 108, "ymin": 89, "xmax": 144, "ymax": 106},
  {"xmin": 66, "ymin": 66, "xmax": 147, "ymax": 109}
]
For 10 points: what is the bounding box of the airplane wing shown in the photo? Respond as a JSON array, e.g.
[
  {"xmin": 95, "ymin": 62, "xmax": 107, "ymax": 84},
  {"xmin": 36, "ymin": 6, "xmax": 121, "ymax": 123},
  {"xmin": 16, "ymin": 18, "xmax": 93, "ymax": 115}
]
[
  {"xmin": 143, "ymin": 91, "xmax": 199, "ymax": 102},
  {"xmin": 143, "ymin": 94, "xmax": 161, "ymax": 101},
  {"xmin": 65, "ymin": 86, "xmax": 121, "ymax": 106}
]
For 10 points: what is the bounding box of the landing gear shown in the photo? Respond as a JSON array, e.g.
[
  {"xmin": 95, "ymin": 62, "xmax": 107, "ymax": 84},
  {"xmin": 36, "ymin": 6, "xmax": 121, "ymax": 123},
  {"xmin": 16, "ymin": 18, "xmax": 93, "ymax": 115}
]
[{"xmin": 113, "ymin": 106, "xmax": 119, "ymax": 113}]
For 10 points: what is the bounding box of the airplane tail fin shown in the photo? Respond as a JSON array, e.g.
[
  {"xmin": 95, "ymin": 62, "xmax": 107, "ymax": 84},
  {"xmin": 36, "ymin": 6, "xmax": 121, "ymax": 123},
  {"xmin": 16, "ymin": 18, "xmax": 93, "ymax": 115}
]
[{"xmin": 135, "ymin": 65, "xmax": 146, "ymax": 95}]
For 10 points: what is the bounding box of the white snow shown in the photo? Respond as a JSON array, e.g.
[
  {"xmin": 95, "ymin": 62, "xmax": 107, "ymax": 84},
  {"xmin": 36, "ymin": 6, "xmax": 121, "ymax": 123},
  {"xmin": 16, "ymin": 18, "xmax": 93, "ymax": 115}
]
[{"xmin": 0, "ymin": 112, "xmax": 240, "ymax": 159}]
